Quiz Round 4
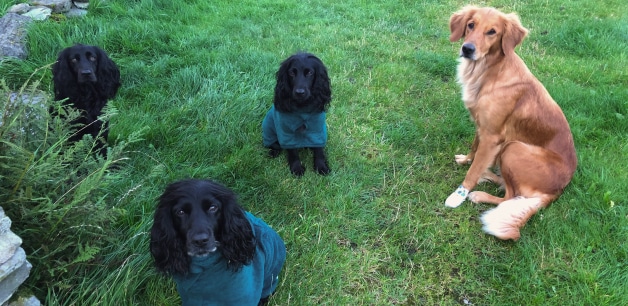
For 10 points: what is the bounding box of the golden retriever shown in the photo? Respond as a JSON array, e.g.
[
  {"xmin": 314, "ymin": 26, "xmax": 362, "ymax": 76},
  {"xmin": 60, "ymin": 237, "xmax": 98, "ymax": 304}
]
[{"xmin": 445, "ymin": 6, "xmax": 577, "ymax": 240}]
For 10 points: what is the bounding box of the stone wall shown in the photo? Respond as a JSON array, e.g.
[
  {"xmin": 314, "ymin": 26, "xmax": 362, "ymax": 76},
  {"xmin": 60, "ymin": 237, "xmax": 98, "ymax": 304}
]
[{"xmin": 0, "ymin": 207, "xmax": 38, "ymax": 306}]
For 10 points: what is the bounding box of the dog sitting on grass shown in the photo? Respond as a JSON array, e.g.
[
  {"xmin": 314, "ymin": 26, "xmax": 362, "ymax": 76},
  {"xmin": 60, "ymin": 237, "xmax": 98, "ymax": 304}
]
[
  {"xmin": 150, "ymin": 179, "xmax": 286, "ymax": 305},
  {"xmin": 262, "ymin": 52, "xmax": 332, "ymax": 176},
  {"xmin": 445, "ymin": 6, "xmax": 577, "ymax": 240},
  {"xmin": 51, "ymin": 44, "xmax": 120, "ymax": 156}
]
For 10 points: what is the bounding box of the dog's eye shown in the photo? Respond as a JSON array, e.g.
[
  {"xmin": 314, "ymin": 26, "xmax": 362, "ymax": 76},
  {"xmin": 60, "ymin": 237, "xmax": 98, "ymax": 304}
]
[
  {"xmin": 468, "ymin": 22, "xmax": 475, "ymax": 30},
  {"xmin": 71, "ymin": 58, "xmax": 78, "ymax": 63},
  {"xmin": 305, "ymin": 70, "xmax": 313, "ymax": 77},
  {"xmin": 208, "ymin": 205, "xmax": 218, "ymax": 213},
  {"xmin": 89, "ymin": 56, "xmax": 97, "ymax": 62},
  {"xmin": 289, "ymin": 69, "xmax": 297, "ymax": 77},
  {"xmin": 175, "ymin": 209, "xmax": 185, "ymax": 216},
  {"xmin": 487, "ymin": 29, "xmax": 496, "ymax": 35}
]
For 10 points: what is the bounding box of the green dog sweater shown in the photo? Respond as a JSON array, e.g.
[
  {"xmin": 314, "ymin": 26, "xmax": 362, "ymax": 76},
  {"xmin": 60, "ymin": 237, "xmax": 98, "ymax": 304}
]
[
  {"xmin": 262, "ymin": 105, "xmax": 327, "ymax": 149},
  {"xmin": 173, "ymin": 212, "xmax": 286, "ymax": 306}
]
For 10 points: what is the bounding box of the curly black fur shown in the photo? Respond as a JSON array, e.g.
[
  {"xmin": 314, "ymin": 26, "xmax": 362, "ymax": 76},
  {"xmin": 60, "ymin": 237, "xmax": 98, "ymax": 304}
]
[
  {"xmin": 150, "ymin": 179, "xmax": 256, "ymax": 276},
  {"xmin": 269, "ymin": 52, "xmax": 332, "ymax": 175},
  {"xmin": 52, "ymin": 44, "xmax": 120, "ymax": 155},
  {"xmin": 274, "ymin": 52, "xmax": 331, "ymax": 113}
]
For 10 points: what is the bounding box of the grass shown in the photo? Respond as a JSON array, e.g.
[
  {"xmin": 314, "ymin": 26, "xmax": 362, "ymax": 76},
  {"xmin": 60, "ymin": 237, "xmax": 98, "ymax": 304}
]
[{"xmin": 1, "ymin": 0, "xmax": 626, "ymax": 304}]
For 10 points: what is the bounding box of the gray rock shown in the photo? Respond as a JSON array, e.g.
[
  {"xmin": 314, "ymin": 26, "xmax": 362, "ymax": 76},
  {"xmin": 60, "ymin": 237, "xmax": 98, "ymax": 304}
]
[
  {"xmin": 0, "ymin": 207, "xmax": 10, "ymax": 236},
  {"xmin": 65, "ymin": 8, "xmax": 88, "ymax": 18},
  {"xmin": 8, "ymin": 3, "xmax": 31, "ymax": 14},
  {"xmin": 73, "ymin": 1, "xmax": 90, "ymax": 9},
  {"xmin": 1, "ymin": 91, "xmax": 48, "ymax": 137},
  {"xmin": 0, "ymin": 231, "xmax": 22, "ymax": 265},
  {"xmin": 0, "ymin": 13, "xmax": 32, "ymax": 59},
  {"xmin": 29, "ymin": 0, "xmax": 72, "ymax": 13},
  {"xmin": 22, "ymin": 7, "xmax": 52, "ymax": 21},
  {"xmin": 0, "ymin": 260, "xmax": 32, "ymax": 305},
  {"xmin": 9, "ymin": 295, "xmax": 41, "ymax": 306},
  {"xmin": 0, "ymin": 248, "xmax": 26, "ymax": 281}
]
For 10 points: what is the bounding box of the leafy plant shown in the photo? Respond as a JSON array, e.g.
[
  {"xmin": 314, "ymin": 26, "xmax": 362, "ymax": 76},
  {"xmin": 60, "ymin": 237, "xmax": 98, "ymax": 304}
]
[{"xmin": 0, "ymin": 69, "xmax": 140, "ymax": 299}]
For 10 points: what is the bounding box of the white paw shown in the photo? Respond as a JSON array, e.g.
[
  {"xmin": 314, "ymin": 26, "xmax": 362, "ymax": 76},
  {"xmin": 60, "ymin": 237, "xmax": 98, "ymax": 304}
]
[
  {"xmin": 467, "ymin": 191, "xmax": 480, "ymax": 203},
  {"xmin": 445, "ymin": 185, "xmax": 469, "ymax": 208},
  {"xmin": 454, "ymin": 154, "xmax": 471, "ymax": 165}
]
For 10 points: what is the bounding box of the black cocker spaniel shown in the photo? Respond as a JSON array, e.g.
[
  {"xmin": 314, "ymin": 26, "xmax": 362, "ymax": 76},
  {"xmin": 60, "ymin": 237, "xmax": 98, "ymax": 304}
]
[
  {"xmin": 262, "ymin": 52, "xmax": 332, "ymax": 176},
  {"xmin": 52, "ymin": 44, "xmax": 120, "ymax": 156},
  {"xmin": 150, "ymin": 179, "xmax": 286, "ymax": 305}
]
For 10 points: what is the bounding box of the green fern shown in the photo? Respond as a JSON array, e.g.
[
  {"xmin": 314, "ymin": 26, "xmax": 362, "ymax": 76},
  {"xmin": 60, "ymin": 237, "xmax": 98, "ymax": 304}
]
[{"xmin": 71, "ymin": 244, "xmax": 101, "ymax": 265}]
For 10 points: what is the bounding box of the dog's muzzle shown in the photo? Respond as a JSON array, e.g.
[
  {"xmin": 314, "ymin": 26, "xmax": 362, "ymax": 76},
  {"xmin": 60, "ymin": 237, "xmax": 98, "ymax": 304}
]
[
  {"xmin": 78, "ymin": 70, "xmax": 97, "ymax": 83},
  {"xmin": 293, "ymin": 88, "xmax": 310, "ymax": 101},
  {"xmin": 460, "ymin": 43, "xmax": 476, "ymax": 59},
  {"xmin": 187, "ymin": 232, "xmax": 218, "ymax": 256}
]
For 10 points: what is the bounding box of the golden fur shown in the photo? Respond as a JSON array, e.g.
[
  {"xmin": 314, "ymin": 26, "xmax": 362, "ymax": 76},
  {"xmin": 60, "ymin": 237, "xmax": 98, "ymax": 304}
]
[{"xmin": 447, "ymin": 6, "xmax": 577, "ymax": 240}]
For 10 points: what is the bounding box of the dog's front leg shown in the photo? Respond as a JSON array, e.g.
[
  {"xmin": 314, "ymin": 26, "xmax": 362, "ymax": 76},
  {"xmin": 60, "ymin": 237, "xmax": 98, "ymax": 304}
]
[
  {"xmin": 455, "ymin": 132, "xmax": 479, "ymax": 164},
  {"xmin": 311, "ymin": 147, "xmax": 330, "ymax": 175},
  {"xmin": 446, "ymin": 134, "xmax": 502, "ymax": 207},
  {"xmin": 287, "ymin": 149, "xmax": 305, "ymax": 176}
]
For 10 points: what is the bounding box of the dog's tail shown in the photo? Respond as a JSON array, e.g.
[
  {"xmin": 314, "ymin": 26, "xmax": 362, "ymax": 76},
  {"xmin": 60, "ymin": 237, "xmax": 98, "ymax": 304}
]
[{"xmin": 480, "ymin": 197, "xmax": 543, "ymax": 241}]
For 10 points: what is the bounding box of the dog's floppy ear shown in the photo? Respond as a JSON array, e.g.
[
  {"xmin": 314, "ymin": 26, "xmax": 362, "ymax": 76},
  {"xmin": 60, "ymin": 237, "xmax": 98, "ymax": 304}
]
[
  {"xmin": 449, "ymin": 6, "xmax": 478, "ymax": 42},
  {"xmin": 501, "ymin": 13, "xmax": 528, "ymax": 55},
  {"xmin": 310, "ymin": 54, "xmax": 332, "ymax": 111},
  {"xmin": 52, "ymin": 47, "xmax": 75, "ymax": 100},
  {"xmin": 150, "ymin": 182, "xmax": 190, "ymax": 275},
  {"xmin": 93, "ymin": 46, "xmax": 121, "ymax": 100},
  {"xmin": 273, "ymin": 55, "xmax": 295, "ymax": 112},
  {"xmin": 212, "ymin": 183, "xmax": 256, "ymax": 271}
]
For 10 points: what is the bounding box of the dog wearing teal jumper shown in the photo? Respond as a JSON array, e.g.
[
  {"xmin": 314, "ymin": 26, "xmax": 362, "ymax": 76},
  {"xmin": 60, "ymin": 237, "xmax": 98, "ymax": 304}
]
[
  {"xmin": 262, "ymin": 52, "xmax": 332, "ymax": 176},
  {"xmin": 150, "ymin": 179, "xmax": 286, "ymax": 305}
]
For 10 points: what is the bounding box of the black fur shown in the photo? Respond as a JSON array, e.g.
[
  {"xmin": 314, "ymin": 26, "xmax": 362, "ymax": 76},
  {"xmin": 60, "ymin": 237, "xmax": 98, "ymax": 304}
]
[
  {"xmin": 270, "ymin": 52, "xmax": 332, "ymax": 175},
  {"xmin": 52, "ymin": 44, "xmax": 120, "ymax": 156},
  {"xmin": 149, "ymin": 179, "xmax": 256, "ymax": 276}
]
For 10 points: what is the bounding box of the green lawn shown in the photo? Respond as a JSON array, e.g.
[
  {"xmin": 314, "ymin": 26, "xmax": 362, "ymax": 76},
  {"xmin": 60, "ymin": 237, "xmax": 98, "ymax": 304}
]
[{"xmin": 1, "ymin": 0, "xmax": 626, "ymax": 305}]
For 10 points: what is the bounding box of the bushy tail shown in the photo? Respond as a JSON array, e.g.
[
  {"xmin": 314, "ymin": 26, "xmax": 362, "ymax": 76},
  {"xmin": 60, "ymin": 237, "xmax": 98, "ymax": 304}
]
[{"xmin": 480, "ymin": 197, "xmax": 543, "ymax": 241}]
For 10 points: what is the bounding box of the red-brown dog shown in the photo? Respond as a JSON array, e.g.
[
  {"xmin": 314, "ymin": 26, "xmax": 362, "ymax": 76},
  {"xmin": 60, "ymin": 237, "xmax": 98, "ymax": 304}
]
[{"xmin": 445, "ymin": 6, "xmax": 577, "ymax": 240}]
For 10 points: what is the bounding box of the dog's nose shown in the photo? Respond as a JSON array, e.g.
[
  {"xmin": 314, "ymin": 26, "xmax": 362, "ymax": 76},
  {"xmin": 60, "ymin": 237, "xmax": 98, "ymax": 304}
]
[
  {"xmin": 80, "ymin": 69, "xmax": 93, "ymax": 76},
  {"xmin": 191, "ymin": 233, "xmax": 210, "ymax": 246},
  {"xmin": 295, "ymin": 88, "xmax": 306, "ymax": 96},
  {"xmin": 461, "ymin": 43, "xmax": 476, "ymax": 58}
]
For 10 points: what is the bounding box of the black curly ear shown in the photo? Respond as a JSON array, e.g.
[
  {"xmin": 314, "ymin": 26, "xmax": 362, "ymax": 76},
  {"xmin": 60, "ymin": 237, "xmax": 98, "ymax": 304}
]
[
  {"xmin": 52, "ymin": 48, "xmax": 77, "ymax": 102},
  {"xmin": 150, "ymin": 187, "xmax": 190, "ymax": 276},
  {"xmin": 309, "ymin": 55, "xmax": 332, "ymax": 112},
  {"xmin": 273, "ymin": 55, "xmax": 295, "ymax": 112},
  {"xmin": 212, "ymin": 184, "xmax": 256, "ymax": 271},
  {"xmin": 94, "ymin": 47, "xmax": 121, "ymax": 100}
]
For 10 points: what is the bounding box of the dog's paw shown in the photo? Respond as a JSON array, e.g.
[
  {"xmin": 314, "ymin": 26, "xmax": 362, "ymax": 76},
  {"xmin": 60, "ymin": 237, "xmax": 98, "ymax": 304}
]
[
  {"xmin": 315, "ymin": 165, "xmax": 330, "ymax": 175},
  {"xmin": 454, "ymin": 154, "xmax": 472, "ymax": 165},
  {"xmin": 445, "ymin": 185, "xmax": 469, "ymax": 208},
  {"xmin": 314, "ymin": 160, "xmax": 330, "ymax": 175},
  {"xmin": 290, "ymin": 163, "xmax": 305, "ymax": 176},
  {"xmin": 269, "ymin": 148, "xmax": 282, "ymax": 158},
  {"xmin": 468, "ymin": 191, "xmax": 488, "ymax": 203}
]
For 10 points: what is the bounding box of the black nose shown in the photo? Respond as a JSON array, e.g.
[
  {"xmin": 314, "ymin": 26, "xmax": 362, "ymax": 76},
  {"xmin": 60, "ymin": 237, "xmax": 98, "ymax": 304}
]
[
  {"xmin": 295, "ymin": 88, "xmax": 306, "ymax": 96},
  {"xmin": 461, "ymin": 43, "xmax": 475, "ymax": 58},
  {"xmin": 80, "ymin": 69, "xmax": 93, "ymax": 76},
  {"xmin": 191, "ymin": 233, "xmax": 210, "ymax": 247}
]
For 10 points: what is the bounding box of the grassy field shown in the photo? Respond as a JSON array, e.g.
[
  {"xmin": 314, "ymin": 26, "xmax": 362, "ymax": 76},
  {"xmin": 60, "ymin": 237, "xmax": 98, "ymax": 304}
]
[{"xmin": 1, "ymin": 0, "xmax": 627, "ymax": 305}]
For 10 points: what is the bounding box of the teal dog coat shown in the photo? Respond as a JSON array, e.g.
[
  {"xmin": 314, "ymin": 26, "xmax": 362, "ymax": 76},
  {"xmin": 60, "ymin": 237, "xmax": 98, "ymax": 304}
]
[
  {"xmin": 262, "ymin": 105, "xmax": 327, "ymax": 149},
  {"xmin": 173, "ymin": 212, "xmax": 286, "ymax": 305}
]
